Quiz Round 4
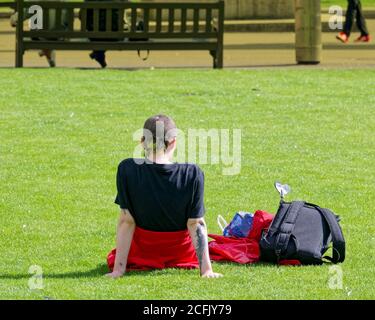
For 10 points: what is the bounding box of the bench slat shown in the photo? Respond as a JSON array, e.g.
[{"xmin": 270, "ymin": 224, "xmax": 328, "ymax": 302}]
[
  {"xmin": 55, "ymin": 8, "xmax": 62, "ymax": 30},
  {"xmin": 193, "ymin": 8, "xmax": 199, "ymax": 34},
  {"xmin": 131, "ymin": 8, "xmax": 137, "ymax": 32},
  {"xmin": 156, "ymin": 8, "xmax": 162, "ymax": 34},
  {"xmin": 106, "ymin": 9, "xmax": 112, "ymax": 32},
  {"xmin": 22, "ymin": 40, "xmax": 218, "ymax": 51},
  {"xmin": 16, "ymin": 0, "xmax": 24, "ymax": 67},
  {"xmin": 118, "ymin": 9, "xmax": 124, "ymax": 32},
  {"xmin": 93, "ymin": 9, "xmax": 99, "ymax": 32},
  {"xmin": 143, "ymin": 8, "xmax": 149, "ymax": 33},
  {"xmin": 42, "ymin": 8, "xmax": 49, "ymax": 30},
  {"xmin": 181, "ymin": 8, "xmax": 187, "ymax": 33},
  {"xmin": 205, "ymin": 8, "xmax": 212, "ymax": 33},
  {"xmin": 24, "ymin": 31, "xmax": 219, "ymax": 39},
  {"xmin": 0, "ymin": 2, "xmax": 16, "ymax": 9},
  {"xmin": 67, "ymin": 8, "xmax": 74, "ymax": 32},
  {"xmin": 168, "ymin": 8, "xmax": 175, "ymax": 33},
  {"xmin": 80, "ymin": 9, "xmax": 87, "ymax": 32}
]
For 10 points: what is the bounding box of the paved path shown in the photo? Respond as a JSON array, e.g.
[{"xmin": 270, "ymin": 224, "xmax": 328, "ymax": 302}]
[{"xmin": 1, "ymin": 20, "xmax": 374, "ymax": 69}]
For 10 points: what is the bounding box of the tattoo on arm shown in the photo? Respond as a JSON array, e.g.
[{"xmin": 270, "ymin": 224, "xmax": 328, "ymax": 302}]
[{"xmin": 195, "ymin": 221, "xmax": 207, "ymax": 272}]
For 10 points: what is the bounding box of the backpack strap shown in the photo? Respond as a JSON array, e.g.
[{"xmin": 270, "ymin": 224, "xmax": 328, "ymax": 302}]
[
  {"xmin": 268, "ymin": 200, "xmax": 290, "ymax": 233},
  {"xmin": 316, "ymin": 207, "xmax": 346, "ymax": 263},
  {"xmin": 274, "ymin": 201, "xmax": 305, "ymax": 259}
]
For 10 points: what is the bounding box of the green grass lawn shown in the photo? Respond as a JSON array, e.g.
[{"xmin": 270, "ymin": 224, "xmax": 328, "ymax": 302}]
[{"xmin": 0, "ymin": 68, "xmax": 374, "ymax": 300}]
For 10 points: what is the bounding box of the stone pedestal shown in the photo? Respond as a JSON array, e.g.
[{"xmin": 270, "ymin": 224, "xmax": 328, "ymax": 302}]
[
  {"xmin": 225, "ymin": 0, "xmax": 294, "ymax": 19},
  {"xmin": 295, "ymin": 0, "xmax": 322, "ymax": 64}
]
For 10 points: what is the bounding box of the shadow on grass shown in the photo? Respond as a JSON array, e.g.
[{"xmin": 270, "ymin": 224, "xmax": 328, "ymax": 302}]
[
  {"xmin": 211, "ymin": 261, "xmax": 278, "ymax": 268},
  {"xmin": 0, "ymin": 261, "xmax": 285, "ymax": 280},
  {"xmin": 0, "ymin": 264, "xmax": 160, "ymax": 280}
]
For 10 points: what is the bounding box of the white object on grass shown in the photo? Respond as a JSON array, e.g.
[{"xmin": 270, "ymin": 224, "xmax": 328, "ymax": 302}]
[{"xmin": 275, "ymin": 181, "xmax": 291, "ymax": 199}]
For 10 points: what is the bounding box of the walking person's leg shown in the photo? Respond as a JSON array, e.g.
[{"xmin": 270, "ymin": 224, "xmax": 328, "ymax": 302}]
[
  {"xmin": 337, "ymin": 0, "xmax": 356, "ymax": 42},
  {"xmin": 344, "ymin": 0, "xmax": 357, "ymax": 36},
  {"xmin": 39, "ymin": 49, "xmax": 56, "ymax": 67},
  {"xmin": 39, "ymin": 3, "xmax": 70, "ymax": 68},
  {"xmin": 354, "ymin": 0, "xmax": 371, "ymax": 42}
]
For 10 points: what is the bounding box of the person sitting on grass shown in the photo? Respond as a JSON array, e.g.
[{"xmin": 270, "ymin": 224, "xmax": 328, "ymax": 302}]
[{"xmin": 106, "ymin": 115, "xmax": 222, "ymax": 279}]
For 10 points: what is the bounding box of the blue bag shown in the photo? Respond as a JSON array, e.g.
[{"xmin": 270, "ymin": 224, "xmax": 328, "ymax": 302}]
[{"xmin": 217, "ymin": 212, "xmax": 254, "ymax": 238}]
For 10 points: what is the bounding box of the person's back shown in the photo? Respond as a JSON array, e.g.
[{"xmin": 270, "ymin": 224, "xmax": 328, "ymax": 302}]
[
  {"xmin": 107, "ymin": 115, "xmax": 222, "ymax": 278},
  {"xmin": 115, "ymin": 159, "xmax": 205, "ymax": 232}
]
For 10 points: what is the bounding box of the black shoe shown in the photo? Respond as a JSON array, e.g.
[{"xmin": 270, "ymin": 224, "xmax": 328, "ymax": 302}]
[{"xmin": 89, "ymin": 51, "xmax": 107, "ymax": 68}]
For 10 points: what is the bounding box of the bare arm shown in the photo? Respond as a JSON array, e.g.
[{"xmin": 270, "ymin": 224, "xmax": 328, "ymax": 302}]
[
  {"xmin": 187, "ymin": 218, "xmax": 222, "ymax": 278},
  {"xmin": 106, "ymin": 209, "xmax": 136, "ymax": 278}
]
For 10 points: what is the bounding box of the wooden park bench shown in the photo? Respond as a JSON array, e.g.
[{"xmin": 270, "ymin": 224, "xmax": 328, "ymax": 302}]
[{"xmin": 15, "ymin": 0, "xmax": 224, "ymax": 68}]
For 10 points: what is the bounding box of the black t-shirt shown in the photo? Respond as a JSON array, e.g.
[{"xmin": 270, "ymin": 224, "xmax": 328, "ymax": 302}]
[{"xmin": 115, "ymin": 158, "xmax": 205, "ymax": 232}]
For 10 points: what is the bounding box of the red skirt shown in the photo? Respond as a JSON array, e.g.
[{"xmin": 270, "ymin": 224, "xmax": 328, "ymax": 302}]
[{"xmin": 107, "ymin": 227, "xmax": 199, "ymax": 271}]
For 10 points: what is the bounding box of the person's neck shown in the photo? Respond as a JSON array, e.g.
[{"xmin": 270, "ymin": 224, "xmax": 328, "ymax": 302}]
[{"xmin": 146, "ymin": 152, "xmax": 173, "ymax": 164}]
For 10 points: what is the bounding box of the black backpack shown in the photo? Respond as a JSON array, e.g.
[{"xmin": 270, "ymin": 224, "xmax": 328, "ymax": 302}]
[{"xmin": 260, "ymin": 200, "xmax": 346, "ymax": 265}]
